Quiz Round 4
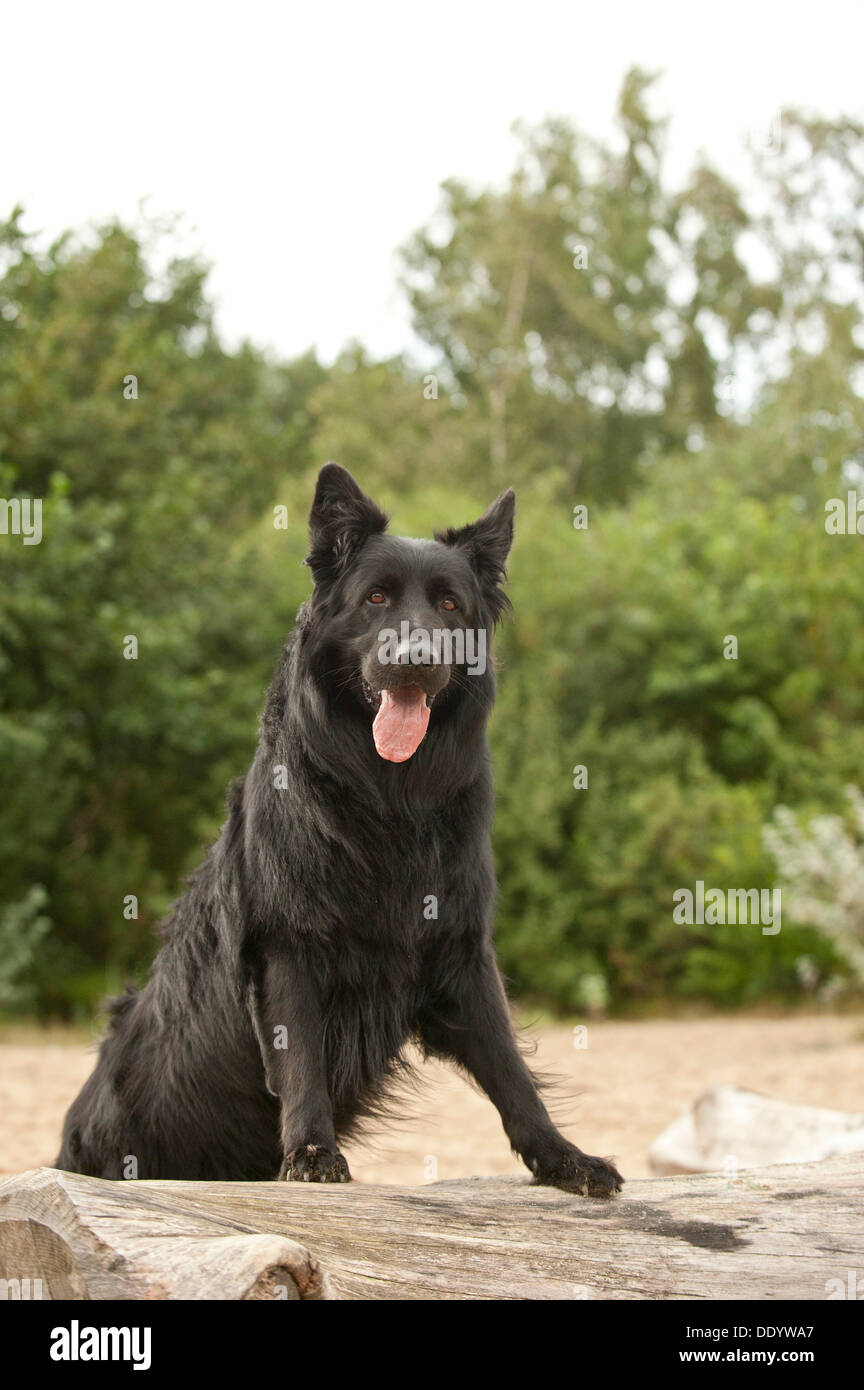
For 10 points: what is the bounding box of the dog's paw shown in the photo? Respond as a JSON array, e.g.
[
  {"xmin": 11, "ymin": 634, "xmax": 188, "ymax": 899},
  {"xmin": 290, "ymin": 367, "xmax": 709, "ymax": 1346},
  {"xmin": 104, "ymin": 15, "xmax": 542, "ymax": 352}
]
[
  {"xmin": 280, "ymin": 1144, "xmax": 351, "ymax": 1183},
  {"xmin": 532, "ymin": 1146, "xmax": 623, "ymax": 1199}
]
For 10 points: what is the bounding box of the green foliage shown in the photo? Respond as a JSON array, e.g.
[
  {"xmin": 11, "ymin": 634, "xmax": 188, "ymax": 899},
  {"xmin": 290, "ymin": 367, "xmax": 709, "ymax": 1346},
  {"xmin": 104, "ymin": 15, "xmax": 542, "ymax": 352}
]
[
  {"xmin": 0, "ymin": 886, "xmax": 51, "ymax": 1008},
  {"xmin": 0, "ymin": 211, "xmax": 321, "ymax": 1013},
  {"xmin": 765, "ymin": 788, "xmax": 864, "ymax": 983},
  {"xmin": 489, "ymin": 464, "xmax": 858, "ymax": 1008},
  {"xmin": 2, "ymin": 74, "xmax": 864, "ymax": 1016}
]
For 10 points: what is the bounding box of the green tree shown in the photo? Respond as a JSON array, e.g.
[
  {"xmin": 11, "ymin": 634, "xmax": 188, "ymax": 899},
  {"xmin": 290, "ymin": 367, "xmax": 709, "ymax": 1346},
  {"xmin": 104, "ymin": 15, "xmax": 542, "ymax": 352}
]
[{"xmin": 0, "ymin": 211, "xmax": 323, "ymax": 1012}]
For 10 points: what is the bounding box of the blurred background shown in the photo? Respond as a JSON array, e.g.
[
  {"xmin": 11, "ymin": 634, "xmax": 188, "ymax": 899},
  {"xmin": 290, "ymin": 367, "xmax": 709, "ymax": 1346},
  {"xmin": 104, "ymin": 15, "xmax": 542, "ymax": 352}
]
[{"xmin": 1, "ymin": 3, "xmax": 863, "ymax": 1180}]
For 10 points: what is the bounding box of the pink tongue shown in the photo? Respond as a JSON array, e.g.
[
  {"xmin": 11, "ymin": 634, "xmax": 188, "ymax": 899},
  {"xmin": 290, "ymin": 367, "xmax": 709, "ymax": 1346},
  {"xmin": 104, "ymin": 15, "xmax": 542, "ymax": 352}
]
[{"xmin": 372, "ymin": 686, "xmax": 430, "ymax": 762}]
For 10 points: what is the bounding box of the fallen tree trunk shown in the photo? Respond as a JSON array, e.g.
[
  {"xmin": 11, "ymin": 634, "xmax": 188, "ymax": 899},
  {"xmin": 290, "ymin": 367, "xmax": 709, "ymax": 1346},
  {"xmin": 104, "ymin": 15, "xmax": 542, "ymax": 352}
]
[{"xmin": 0, "ymin": 1154, "xmax": 861, "ymax": 1300}]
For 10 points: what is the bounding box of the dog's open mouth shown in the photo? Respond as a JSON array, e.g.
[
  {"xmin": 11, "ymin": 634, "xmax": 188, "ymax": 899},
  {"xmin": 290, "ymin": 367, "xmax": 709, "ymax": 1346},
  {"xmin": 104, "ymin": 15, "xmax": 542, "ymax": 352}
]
[{"xmin": 367, "ymin": 684, "xmax": 431, "ymax": 763}]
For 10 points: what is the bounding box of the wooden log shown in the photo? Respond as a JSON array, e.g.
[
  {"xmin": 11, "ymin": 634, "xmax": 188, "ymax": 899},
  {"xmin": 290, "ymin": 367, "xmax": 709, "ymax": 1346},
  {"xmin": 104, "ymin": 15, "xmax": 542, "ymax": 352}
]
[
  {"xmin": 0, "ymin": 1154, "xmax": 861, "ymax": 1300},
  {"xmin": 649, "ymin": 1083, "xmax": 864, "ymax": 1174}
]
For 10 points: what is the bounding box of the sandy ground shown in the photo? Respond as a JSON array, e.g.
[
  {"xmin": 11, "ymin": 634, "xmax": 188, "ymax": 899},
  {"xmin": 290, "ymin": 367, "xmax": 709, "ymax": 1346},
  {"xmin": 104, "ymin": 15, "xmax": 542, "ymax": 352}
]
[{"xmin": 1, "ymin": 1014, "xmax": 862, "ymax": 1183}]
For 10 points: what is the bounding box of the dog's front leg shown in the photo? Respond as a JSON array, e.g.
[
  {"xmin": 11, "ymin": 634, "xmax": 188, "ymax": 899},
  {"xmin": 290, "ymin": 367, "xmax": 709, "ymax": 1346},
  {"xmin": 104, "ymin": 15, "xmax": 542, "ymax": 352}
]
[
  {"xmin": 250, "ymin": 950, "xmax": 350, "ymax": 1183},
  {"xmin": 420, "ymin": 948, "xmax": 622, "ymax": 1198}
]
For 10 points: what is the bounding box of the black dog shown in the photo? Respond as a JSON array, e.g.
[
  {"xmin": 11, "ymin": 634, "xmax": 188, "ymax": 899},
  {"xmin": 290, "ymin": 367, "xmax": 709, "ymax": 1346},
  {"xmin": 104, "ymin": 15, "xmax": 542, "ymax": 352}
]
[{"xmin": 57, "ymin": 465, "xmax": 622, "ymax": 1198}]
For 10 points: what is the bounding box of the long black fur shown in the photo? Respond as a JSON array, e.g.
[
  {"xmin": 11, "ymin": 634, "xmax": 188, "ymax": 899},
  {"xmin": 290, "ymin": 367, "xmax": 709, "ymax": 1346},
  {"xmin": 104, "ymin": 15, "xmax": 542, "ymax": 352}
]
[{"xmin": 57, "ymin": 465, "xmax": 623, "ymax": 1197}]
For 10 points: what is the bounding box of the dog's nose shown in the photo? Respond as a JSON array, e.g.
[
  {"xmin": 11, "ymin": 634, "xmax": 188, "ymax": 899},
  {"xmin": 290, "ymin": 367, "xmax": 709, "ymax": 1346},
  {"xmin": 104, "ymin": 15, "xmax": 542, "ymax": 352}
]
[{"xmin": 394, "ymin": 632, "xmax": 441, "ymax": 666}]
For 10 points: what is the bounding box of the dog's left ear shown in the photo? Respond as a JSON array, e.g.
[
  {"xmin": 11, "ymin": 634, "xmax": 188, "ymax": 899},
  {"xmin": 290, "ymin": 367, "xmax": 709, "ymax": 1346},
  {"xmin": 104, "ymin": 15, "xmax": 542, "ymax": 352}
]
[
  {"xmin": 305, "ymin": 463, "xmax": 389, "ymax": 586},
  {"xmin": 436, "ymin": 489, "xmax": 515, "ymax": 621}
]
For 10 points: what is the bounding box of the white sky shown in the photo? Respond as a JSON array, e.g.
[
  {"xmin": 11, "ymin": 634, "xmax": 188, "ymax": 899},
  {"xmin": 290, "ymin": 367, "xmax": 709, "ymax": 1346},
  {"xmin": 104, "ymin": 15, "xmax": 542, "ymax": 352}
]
[{"xmin": 2, "ymin": 0, "xmax": 862, "ymax": 364}]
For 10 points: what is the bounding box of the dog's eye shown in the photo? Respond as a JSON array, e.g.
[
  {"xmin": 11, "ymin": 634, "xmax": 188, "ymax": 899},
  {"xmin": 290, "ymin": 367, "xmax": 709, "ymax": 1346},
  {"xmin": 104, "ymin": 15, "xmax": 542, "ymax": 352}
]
[
  {"xmin": 367, "ymin": 589, "xmax": 386, "ymax": 605},
  {"xmin": 441, "ymin": 596, "xmax": 458, "ymax": 612}
]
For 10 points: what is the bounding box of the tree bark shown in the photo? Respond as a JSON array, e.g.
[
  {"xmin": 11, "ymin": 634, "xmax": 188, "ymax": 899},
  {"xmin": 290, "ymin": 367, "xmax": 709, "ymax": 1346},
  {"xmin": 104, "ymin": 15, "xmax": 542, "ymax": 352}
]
[
  {"xmin": 489, "ymin": 239, "xmax": 532, "ymax": 485},
  {"xmin": 0, "ymin": 1154, "xmax": 861, "ymax": 1300}
]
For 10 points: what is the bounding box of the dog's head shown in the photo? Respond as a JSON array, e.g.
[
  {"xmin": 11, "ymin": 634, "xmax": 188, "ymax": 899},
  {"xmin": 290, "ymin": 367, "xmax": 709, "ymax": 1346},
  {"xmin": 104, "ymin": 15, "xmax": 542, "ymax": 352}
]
[{"xmin": 303, "ymin": 463, "xmax": 515, "ymax": 763}]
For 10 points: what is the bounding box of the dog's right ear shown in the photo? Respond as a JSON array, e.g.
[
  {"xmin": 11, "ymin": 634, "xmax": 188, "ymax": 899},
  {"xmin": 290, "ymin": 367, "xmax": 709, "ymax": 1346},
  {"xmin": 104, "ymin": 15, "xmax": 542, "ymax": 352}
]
[{"xmin": 305, "ymin": 463, "xmax": 389, "ymax": 586}]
